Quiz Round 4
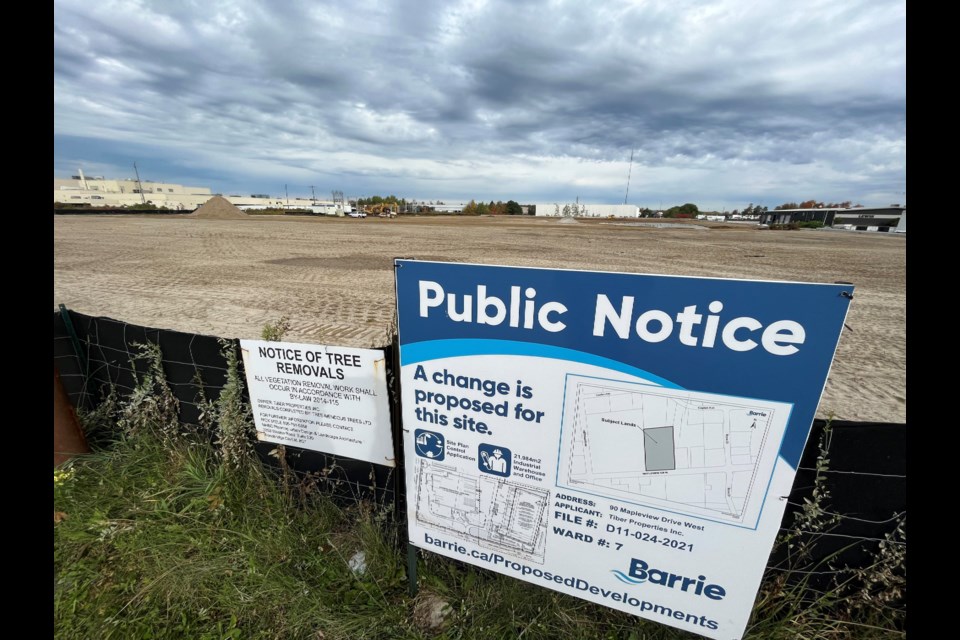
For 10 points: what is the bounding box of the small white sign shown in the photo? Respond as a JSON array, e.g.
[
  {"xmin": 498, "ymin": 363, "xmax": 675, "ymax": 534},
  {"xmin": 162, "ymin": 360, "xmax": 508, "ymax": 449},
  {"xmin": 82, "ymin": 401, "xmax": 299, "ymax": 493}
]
[{"xmin": 240, "ymin": 339, "xmax": 395, "ymax": 467}]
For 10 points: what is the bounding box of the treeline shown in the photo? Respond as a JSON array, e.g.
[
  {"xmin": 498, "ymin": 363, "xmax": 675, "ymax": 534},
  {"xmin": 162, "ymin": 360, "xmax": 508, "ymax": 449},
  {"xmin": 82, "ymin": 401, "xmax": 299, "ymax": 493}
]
[
  {"xmin": 462, "ymin": 200, "xmax": 523, "ymax": 215},
  {"xmin": 354, "ymin": 195, "xmax": 406, "ymax": 207},
  {"xmin": 773, "ymin": 200, "xmax": 862, "ymax": 210},
  {"xmin": 660, "ymin": 203, "xmax": 699, "ymax": 217},
  {"xmin": 730, "ymin": 204, "xmax": 768, "ymax": 216}
]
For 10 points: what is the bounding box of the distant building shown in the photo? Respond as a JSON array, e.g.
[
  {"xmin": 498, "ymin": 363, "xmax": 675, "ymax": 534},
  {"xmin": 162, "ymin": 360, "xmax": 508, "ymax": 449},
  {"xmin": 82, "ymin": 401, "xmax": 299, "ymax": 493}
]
[
  {"xmin": 55, "ymin": 171, "xmax": 215, "ymax": 210},
  {"xmin": 53, "ymin": 171, "xmax": 352, "ymax": 212},
  {"xmin": 759, "ymin": 205, "xmax": 906, "ymax": 232},
  {"xmin": 894, "ymin": 211, "xmax": 906, "ymax": 233},
  {"xmin": 533, "ymin": 203, "xmax": 640, "ymax": 218},
  {"xmin": 430, "ymin": 203, "xmax": 465, "ymax": 213}
]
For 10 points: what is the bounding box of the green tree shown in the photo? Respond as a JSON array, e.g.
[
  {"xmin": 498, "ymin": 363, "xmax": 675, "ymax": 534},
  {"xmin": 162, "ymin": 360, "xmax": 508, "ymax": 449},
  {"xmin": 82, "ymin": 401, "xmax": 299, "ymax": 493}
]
[
  {"xmin": 505, "ymin": 200, "xmax": 523, "ymax": 215},
  {"xmin": 663, "ymin": 203, "xmax": 699, "ymax": 218},
  {"xmin": 356, "ymin": 195, "xmax": 404, "ymax": 207},
  {"xmin": 488, "ymin": 200, "xmax": 507, "ymax": 215}
]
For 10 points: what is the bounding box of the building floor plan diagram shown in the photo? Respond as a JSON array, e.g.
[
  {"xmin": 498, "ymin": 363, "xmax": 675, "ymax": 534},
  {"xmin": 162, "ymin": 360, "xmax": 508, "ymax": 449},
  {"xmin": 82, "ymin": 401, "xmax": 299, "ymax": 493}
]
[
  {"xmin": 415, "ymin": 460, "xmax": 550, "ymax": 562},
  {"xmin": 557, "ymin": 376, "xmax": 791, "ymax": 527}
]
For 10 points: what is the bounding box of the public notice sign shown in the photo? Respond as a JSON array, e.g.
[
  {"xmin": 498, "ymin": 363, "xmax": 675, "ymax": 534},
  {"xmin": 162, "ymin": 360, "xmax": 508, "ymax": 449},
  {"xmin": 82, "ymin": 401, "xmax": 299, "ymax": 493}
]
[
  {"xmin": 394, "ymin": 260, "xmax": 852, "ymax": 639},
  {"xmin": 240, "ymin": 339, "xmax": 395, "ymax": 467}
]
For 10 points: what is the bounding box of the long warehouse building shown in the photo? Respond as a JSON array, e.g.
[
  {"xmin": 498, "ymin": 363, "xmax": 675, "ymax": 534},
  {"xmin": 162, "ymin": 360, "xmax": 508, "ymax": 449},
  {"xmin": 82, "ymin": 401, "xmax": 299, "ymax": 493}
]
[{"xmin": 533, "ymin": 203, "xmax": 640, "ymax": 218}]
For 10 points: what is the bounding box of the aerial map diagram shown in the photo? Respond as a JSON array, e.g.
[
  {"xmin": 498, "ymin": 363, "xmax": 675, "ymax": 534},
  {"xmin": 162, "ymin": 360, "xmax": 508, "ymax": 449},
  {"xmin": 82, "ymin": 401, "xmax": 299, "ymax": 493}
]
[
  {"xmin": 557, "ymin": 376, "xmax": 792, "ymax": 527},
  {"xmin": 415, "ymin": 460, "xmax": 550, "ymax": 563}
]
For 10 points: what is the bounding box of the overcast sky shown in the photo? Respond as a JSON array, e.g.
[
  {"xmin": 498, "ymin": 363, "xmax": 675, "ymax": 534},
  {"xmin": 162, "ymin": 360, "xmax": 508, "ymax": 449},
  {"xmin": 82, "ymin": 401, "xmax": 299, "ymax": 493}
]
[{"xmin": 54, "ymin": 0, "xmax": 905, "ymax": 210}]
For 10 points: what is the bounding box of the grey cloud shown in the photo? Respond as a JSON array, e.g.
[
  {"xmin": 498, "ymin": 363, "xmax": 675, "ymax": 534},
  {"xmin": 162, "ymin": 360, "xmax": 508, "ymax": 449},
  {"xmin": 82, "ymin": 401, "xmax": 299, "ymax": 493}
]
[{"xmin": 53, "ymin": 0, "xmax": 905, "ymax": 207}]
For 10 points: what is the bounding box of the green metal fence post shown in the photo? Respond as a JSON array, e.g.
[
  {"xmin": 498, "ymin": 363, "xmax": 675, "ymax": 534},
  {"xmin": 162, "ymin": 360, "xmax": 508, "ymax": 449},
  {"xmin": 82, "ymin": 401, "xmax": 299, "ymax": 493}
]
[{"xmin": 58, "ymin": 304, "xmax": 89, "ymax": 408}]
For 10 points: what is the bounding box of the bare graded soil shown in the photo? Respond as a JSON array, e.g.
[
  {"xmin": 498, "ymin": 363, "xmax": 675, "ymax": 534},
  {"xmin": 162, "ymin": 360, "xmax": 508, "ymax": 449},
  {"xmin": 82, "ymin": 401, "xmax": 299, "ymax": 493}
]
[{"xmin": 54, "ymin": 214, "xmax": 905, "ymax": 423}]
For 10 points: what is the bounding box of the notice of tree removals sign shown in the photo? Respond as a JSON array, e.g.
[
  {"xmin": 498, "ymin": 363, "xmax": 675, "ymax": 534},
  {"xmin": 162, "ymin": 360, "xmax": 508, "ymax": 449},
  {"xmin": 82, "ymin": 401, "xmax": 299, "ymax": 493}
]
[
  {"xmin": 240, "ymin": 340, "xmax": 395, "ymax": 467},
  {"xmin": 394, "ymin": 260, "xmax": 852, "ymax": 640}
]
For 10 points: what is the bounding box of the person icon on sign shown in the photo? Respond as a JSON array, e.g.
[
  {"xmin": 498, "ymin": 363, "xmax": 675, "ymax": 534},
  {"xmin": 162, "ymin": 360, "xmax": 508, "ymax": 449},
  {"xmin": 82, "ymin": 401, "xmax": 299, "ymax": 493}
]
[
  {"xmin": 478, "ymin": 443, "xmax": 511, "ymax": 476},
  {"xmin": 488, "ymin": 449, "xmax": 507, "ymax": 473}
]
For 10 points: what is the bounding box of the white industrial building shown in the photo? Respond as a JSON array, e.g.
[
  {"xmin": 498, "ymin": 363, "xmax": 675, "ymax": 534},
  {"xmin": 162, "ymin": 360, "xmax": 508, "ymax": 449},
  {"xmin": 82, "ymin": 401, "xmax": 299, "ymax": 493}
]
[
  {"xmin": 534, "ymin": 203, "xmax": 640, "ymax": 218},
  {"xmin": 55, "ymin": 171, "xmax": 219, "ymax": 210},
  {"xmin": 54, "ymin": 171, "xmax": 352, "ymax": 213},
  {"xmin": 236, "ymin": 199, "xmax": 351, "ymax": 215}
]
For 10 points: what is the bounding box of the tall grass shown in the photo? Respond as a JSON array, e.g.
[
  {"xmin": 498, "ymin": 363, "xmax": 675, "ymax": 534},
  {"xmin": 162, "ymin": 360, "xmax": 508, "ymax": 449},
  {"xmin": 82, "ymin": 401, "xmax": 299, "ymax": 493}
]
[
  {"xmin": 55, "ymin": 342, "xmax": 905, "ymax": 639},
  {"xmin": 746, "ymin": 421, "xmax": 906, "ymax": 638},
  {"xmin": 54, "ymin": 428, "xmax": 415, "ymax": 639}
]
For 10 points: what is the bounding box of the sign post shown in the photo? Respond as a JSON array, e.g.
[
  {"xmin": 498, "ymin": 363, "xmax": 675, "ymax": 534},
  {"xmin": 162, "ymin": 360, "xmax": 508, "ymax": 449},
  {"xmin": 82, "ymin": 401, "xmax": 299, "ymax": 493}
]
[{"xmin": 394, "ymin": 260, "xmax": 852, "ymax": 639}]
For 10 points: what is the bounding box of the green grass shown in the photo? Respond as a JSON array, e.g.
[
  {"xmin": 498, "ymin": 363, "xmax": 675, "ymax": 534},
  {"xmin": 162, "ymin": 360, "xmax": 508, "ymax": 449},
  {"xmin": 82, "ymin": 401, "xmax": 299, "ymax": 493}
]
[
  {"xmin": 54, "ymin": 430, "xmax": 411, "ymax": 639},
  {"xmin": 56, "ymin": 349, "xmax": 903, "ymax": 640},
  {"xmin": 54, "ymin": 428, "xmax": 904, "ymax": 640}
]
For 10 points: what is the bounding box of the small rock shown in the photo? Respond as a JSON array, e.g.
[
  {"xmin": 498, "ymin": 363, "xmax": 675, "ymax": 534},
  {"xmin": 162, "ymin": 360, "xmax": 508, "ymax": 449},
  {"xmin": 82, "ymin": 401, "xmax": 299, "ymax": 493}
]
[
  {"xmin": 413, "ymin": 591, "xmax": 452, "ymax": 633},
  {"xmin": 348, "ymin": 551, "xmax": 366, "ymax": 576}
]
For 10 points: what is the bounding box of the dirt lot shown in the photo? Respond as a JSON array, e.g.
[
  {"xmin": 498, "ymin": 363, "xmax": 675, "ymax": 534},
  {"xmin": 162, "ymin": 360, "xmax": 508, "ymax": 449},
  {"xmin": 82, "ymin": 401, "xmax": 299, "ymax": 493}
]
[{"xmin": 54, "ymin": 214, "xmax": 905, "ymax": 423}]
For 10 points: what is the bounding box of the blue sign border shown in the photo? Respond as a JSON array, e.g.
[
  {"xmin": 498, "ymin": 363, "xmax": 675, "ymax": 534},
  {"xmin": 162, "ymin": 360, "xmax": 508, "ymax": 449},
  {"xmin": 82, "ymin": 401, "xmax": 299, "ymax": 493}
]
[{"xmin": 395, "ymin": 259, "xmax": 852, "ymax": 470}]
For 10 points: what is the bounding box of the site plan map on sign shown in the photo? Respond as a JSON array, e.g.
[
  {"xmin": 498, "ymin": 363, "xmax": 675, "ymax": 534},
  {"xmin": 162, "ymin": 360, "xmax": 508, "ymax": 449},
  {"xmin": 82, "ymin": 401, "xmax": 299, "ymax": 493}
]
[
  {"xmin": 557, "ymin": 376, "xmax": 792, "ymax": 528},
  {"xmin": 415, "ymin": 459, "xmax": 550, "ymax": 563}
]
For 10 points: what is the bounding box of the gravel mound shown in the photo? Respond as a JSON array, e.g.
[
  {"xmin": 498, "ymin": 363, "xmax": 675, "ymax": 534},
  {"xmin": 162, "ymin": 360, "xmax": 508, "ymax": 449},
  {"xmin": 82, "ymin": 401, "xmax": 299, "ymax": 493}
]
[{"xmin": 190, "ymin": 196, "xmax": 248, "ymax": 219}]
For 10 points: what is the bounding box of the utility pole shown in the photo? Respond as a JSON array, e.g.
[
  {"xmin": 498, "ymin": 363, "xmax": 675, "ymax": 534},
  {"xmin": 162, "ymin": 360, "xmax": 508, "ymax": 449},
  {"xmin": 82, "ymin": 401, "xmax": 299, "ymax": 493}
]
[
  {"xmin": 624, "ymin": 148, "xmax": 634, "ymax": 205},
  {"xmin": 285, "ymin": 184, "xmax": 289, "ymax": 207},
  {"xmin": 133, "ymin": 162, "xmax": 146, "ymax": 204},
  {"xmin": 310, "ymin": 185, "xmax": 316, "ymax": 203}
]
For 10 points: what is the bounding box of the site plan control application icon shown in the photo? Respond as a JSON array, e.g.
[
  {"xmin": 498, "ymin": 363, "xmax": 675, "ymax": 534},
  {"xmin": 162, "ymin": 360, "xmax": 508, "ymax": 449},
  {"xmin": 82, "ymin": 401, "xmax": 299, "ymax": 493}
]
[{"xmin": 395, "ymin": 260, "xmax": 852, "ymax": 640}]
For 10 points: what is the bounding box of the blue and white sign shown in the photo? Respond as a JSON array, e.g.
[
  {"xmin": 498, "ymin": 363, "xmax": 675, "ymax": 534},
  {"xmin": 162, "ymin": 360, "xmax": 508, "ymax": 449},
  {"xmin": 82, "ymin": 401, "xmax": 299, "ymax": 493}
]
[{"xmin": 395, "ymin": 260, "xmax": 852, "ymax": 640}]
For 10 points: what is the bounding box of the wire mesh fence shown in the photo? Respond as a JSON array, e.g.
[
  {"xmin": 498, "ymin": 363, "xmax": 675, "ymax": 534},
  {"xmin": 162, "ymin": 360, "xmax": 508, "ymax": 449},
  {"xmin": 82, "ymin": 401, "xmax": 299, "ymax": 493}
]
[
  {"xmin": 54, "ymin": 307, "xmax": 905, "ymax": 587},
  {"xmin": 54, "ymin": 308, "xmax": 399, "ymax": 507}
]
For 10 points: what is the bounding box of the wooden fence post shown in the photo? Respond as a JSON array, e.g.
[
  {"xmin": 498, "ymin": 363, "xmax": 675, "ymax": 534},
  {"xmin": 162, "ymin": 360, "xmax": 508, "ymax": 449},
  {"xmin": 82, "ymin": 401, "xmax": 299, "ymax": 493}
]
[{"xmin": 54, "ymin": 364, "xmax": 89, "ymax": 466}]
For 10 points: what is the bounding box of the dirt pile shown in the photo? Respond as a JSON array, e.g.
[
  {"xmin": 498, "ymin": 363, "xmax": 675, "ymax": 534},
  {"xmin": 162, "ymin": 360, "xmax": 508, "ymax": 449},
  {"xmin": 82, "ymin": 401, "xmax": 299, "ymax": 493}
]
[{"xmin": 190, "ymin": 196, "xmax": 248, "ymax": 220}]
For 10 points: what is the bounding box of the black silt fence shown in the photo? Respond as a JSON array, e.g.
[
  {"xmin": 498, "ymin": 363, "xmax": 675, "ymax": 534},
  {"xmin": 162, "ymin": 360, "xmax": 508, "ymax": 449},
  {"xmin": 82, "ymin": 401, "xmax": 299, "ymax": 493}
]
[
  {"xmin": 770, "ymin": 419, "xmax": 906, "ymax": 592},
  {"xmin": 54, "ymin": 308, "xmax": 905, "ymax": 576},
  {"xmin": 54, "ymin": 308, "xmax": 398, "ymax": 506}
]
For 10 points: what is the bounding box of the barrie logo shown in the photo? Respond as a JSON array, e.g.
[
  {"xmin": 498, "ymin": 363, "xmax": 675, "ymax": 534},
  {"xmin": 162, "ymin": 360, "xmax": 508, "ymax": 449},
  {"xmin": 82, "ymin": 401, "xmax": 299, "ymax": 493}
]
[{"xmin": 611, "ymin": 559, "xmax": 727, "ymax": 601}]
